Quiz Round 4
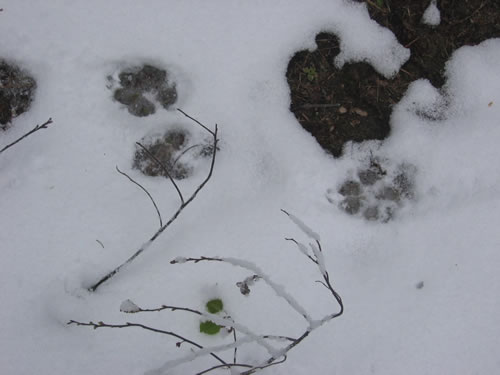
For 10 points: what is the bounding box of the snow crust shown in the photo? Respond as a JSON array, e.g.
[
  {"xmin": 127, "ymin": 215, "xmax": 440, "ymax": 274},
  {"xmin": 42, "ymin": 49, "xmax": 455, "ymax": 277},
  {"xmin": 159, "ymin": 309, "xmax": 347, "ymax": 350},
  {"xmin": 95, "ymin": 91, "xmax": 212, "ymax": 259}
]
[{"xmin": 1, "ymin": 1, "xmax": 500, "ymax": 375}]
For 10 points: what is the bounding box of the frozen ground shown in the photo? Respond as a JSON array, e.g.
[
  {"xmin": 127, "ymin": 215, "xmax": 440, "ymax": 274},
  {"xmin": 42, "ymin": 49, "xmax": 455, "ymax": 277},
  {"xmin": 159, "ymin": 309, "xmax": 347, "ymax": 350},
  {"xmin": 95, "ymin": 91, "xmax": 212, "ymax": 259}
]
[{"xmin": 1, "ymin": 1, "xmax": 499, "ymax": 374}]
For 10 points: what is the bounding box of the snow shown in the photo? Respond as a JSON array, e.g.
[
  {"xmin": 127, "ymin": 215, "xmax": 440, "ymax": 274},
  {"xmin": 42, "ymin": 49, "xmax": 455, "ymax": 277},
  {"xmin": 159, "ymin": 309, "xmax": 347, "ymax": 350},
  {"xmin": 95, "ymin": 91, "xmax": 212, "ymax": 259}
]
[
  {"xmin": 1, "ymin": 1, "xmax": 500, "ymax": 374},
  {"xmin": 119, "ymin": 299, "xmax": 141, "ymax": 313},
  {"xmin": 422, "ymin": 0, "xmax": 441, "ymax": 27},
  {"xmin": 284, "ymin": 211, "xmax": 321, "ymax": 241}
]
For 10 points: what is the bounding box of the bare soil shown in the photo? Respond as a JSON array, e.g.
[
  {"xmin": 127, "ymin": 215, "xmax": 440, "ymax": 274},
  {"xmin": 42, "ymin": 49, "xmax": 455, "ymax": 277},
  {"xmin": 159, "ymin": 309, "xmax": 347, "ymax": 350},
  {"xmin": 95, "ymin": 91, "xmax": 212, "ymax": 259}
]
[
  {"xmin": 0, "ymin": 60, "xmax": 36, "ymax": 129},
  {"xmin": 286, "ymin": 0, "xmax": 500, "ymax": 157}
]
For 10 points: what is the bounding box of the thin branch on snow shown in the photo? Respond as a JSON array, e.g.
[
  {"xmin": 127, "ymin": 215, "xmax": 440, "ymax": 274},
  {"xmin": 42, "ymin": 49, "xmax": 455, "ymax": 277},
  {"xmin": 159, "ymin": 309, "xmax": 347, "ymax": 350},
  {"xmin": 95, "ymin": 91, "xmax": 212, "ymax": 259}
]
[
  {"xmin": 280, "ymin": 209, "xmax": 320, "ymax": 241},
  {"xmin": 0, "ymin": 118, "xmax": 53, "ymax": 155},
  {"xmin": 172, "ymin": 144, "xmax": 203, "ymax": 167},
  {"xmin": 67, "ymin": 320, "xmax": 228, "ymax": 367},
  {"xmin": 72, "ymin": 211, "xmax": 343, "ymax": 374},
  {"xmin": 116, "ymin": 166, "xmax": 163, "ymax": 228},
  {"xmin": 171, "ymin": 256, "xmax": 314, "ymax": 324},
  {"xmin": 193, "ymin": 356, "xmax": 287, "ymax": 375},
  {"xmin": 284, "ymin": 238, "xmax": 318, "ymax": 265},
  {"xmin": 88, "ymin": 109, "xmax": 218, "ymax": 292}
]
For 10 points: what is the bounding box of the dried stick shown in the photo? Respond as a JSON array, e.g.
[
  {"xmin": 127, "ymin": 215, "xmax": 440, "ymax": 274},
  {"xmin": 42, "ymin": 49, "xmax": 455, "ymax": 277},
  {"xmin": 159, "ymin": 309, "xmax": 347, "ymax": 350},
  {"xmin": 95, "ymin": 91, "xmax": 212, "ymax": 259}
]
[
  {"xmin": 172, "ymin": 144, "xmax": 203, "ymax": 167},
  {"xmin": 67, "ymin": 320, "xmax": 228, "ymax": 366},
  {"xmin": 195, "ymin": 357, "xmax": 287, "ymax": 375},
  {"xmin": 0, "ymin": 118, "xmax": 53, "ymax": 155},
  {"xmin": 116, "ymin": 166, "xmax": 163, "ymax": 228},
  {"xmin": 88, "ymin": 110, "xmax": 218, "ymax": 292}
]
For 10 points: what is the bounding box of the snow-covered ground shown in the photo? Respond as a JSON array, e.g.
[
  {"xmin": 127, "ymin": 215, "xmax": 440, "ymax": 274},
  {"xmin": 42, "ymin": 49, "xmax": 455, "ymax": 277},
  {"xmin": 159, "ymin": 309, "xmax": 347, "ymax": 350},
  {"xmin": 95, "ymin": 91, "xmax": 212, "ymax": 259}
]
[{"xmin": 1, "ymin": 1, "xmax": 499, "ymax": 374}]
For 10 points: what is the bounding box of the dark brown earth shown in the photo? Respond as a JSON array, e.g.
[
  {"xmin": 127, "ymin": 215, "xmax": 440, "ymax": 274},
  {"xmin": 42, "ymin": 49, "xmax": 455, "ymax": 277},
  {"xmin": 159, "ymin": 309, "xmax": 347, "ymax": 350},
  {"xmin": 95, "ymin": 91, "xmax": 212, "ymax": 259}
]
[
  {"xmin": 0, "ymin": 60, "xmax": 36, "ymax": 129},
  {"xmin": 286, "ymin": 0, "xmax": 500, "ymax": 157}
]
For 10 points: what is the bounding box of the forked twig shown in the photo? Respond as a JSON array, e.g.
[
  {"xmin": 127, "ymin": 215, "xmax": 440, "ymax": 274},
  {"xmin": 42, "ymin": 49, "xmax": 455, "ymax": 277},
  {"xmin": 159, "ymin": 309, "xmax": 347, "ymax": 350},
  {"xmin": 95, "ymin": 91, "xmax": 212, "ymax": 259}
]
[
  {"xmin": 0, "ymin": 118, "xmax": 53, "ymax": 155},
  {"xmin": 88, "ymin": 110, "xmax": 218, "ymax": 292}
]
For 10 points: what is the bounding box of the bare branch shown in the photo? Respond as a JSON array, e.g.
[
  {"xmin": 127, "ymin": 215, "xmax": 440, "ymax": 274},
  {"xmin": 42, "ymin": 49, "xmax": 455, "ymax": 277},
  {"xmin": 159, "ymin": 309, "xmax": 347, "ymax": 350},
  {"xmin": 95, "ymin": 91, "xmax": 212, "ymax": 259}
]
[
  {"xmin": 285, "ymin": 237, "xmax": 318, "ymax": 264},
  {"xmin": 89, "ymin": 112, "xmax": 218, "ymax": 292},
  {"xmin": 177, "ymin": 108, "xmax": 215, "ymax": 136},
  {"xmin": 116, "ymin": 166, "xmax": 163, "ymax": 228},
  {"xmin": 172, "ymin": 256, "xmax": 314, "ymax": 323},
  {"xmin": 195, "ymin": 363, "xmax": 253, "ymax": 375},
  {"xmin": 67, "ymin": 320, "xmax": 228, "ymax": 366},
  {"xmin": 75, "ymin": 211, "xmax": 343, "ymax": 375},
  {"xmin": 0, "ymin": 118, "xmax": 53, "ymax": 155},
  {"xmin": 172, "ymin": 144, "xmax": 203, "ymax": 167},
  {"xmin": 125, "ymin": 304, "xmax": 203, "ymax": 316},
  {"xmin": 239, "ymin": 356, "xmax": 287, "ymax": 375},
  {"xmin": 232, "ymin": 327, "xmax": 238, "ymax": 364}
]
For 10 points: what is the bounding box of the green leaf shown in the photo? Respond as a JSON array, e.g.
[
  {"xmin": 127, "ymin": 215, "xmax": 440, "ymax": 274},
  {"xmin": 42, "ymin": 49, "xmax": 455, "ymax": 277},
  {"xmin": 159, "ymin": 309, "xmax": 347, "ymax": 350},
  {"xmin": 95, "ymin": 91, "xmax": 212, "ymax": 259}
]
[
  {"xmin": 206, "ymin": 298, "xmax": 224, "ymax": 314},
  {"xmin": 200, "ymin": 320, "xmax": 220, "ymax": 335},
  {"xmin": 302, "ymin": 66, "xmax": 317, "ymax": 82}
]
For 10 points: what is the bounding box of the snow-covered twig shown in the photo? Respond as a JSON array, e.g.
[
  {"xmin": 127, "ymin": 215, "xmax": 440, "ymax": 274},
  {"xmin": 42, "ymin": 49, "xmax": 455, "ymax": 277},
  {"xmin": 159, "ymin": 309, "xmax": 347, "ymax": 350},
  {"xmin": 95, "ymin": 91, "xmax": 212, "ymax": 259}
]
[
  {"xmin": 281, "ymin": 209, "xmax": 320, "ymax": 241},
  {"xmin": 88, "ymin": 109, "xmax": 218, "ymax": 292},
  {"xmin": 71, "ymin": 211, "xmax": 343, "ymax": 374},
  {"xmin": 171, "ymin": 256, "xmax": 314, "ymax": 324},
  {"xmin": 121, "ymin": 301, "xmax": 285, "ymax": 356},
  {"xmin": 0, "ymin": 118, "xmax": 53, "ymax": 155}
]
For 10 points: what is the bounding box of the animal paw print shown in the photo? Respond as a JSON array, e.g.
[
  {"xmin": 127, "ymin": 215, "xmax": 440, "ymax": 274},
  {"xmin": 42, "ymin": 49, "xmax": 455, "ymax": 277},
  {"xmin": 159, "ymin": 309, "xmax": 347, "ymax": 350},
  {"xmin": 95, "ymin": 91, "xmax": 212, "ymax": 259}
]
[{"xmin": 327, "ymin": 157, "xmax": 416, "ymax": 222}]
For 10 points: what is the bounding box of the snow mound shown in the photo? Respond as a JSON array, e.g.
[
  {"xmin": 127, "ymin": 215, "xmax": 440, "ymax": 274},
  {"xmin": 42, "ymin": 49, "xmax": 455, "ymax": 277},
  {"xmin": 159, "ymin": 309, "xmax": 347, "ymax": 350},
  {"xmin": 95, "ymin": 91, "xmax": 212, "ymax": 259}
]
[{"xmin": 421, "ymin": 0, "xmax": 441, "ymax": 27}]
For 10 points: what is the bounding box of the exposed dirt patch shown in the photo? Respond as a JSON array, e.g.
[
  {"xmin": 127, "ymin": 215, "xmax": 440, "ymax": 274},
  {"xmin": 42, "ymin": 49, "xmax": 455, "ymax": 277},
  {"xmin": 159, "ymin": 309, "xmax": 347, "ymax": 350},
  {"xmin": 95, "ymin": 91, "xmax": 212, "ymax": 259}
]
[
  {"xmin": 0, "ymin": 60, "xmax": 37, "ymax": 129},
  {"xmin": 286, "ymin": 0, "xmax": 500, "ymax": 157}
]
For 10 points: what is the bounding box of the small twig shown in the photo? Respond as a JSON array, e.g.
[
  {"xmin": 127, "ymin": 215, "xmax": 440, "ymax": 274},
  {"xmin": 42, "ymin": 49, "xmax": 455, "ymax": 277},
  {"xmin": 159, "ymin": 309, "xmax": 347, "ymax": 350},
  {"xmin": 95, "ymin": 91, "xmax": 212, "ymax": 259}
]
[
  {"xmin": 294, "ymin": 103, "xmax": 340, "ymax": 110},
  {"xmin": 127, "ymin": 304, "xmax": 203, "ymax": 316},
  {"xmin": 172, "ymin": 256, "xmax": 314, "ymax": 323},
  {"xmin": 285, "ymin": 238, "xmax": 318, "ymax": 264},
  {"xmin": 451, "ymin": 0, "xmax": 489, "ymax": 25},
  {"xmin": 172, "ymin": 144, "xmax": 203, "ymax": 167},
  {"xmin": 404, "ymin": 36, "xmax": 420, "ymax": 49},
  {"xmin": 89, "ymin": 111, "xmax": 218, "ymax": 292},
  {"xmin": 232, "ymin": 327, "xmax": 238, "ymax": 364},
  {"xmin": 195, "ymin": 363, "xmax": 253, "ymax": 375},
  {"xmin": 116, "ymin": 166, "xmax": 163, "ymax": 228},
  {"xmin": 364, "ymin": 0, "xmax": 386, "ymax": 12},
  {"xmin": 177, "ymin": 108, "xmax": 215, "ymax": 136},
  {"xmin": 0, "ymin": 118, "xmax": 53, "ymax": 155},
  {"xmin": 195, "ymin": 357, "xmax": 286, "ymax": 375},
  {"xmin": 136, "ymin": 142, "xmax": 185, "ymax": 206},
  {"xmin": 239, "ymin": 356, "xmax": 288, "ymax": 375},
  {"xmin": 315, "ymin": 280, "xmax": 330, "ymax": 290},
  {"xmin": 96, "ymin": 240, "xmax": 105, "ymax": 249},
  {"xmin": 67, "ymin": 320, "xmax": 227, "ymax": 366}
]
